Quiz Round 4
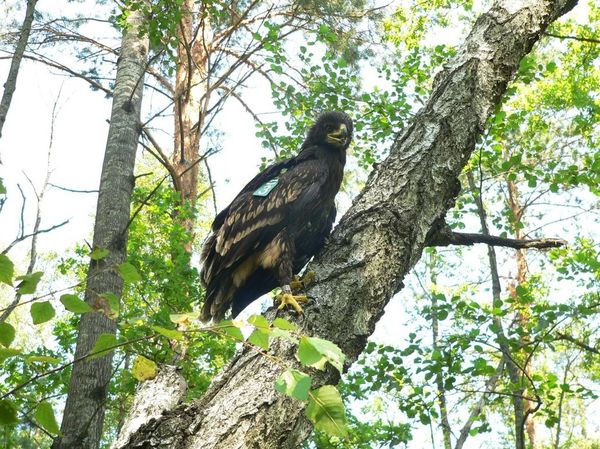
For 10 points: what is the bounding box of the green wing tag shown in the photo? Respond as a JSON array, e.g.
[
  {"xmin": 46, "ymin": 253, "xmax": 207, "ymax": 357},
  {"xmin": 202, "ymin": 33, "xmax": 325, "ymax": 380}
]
[{"xmin": 253, "ymin": 178, "xmax": 279, "ymax": 197}]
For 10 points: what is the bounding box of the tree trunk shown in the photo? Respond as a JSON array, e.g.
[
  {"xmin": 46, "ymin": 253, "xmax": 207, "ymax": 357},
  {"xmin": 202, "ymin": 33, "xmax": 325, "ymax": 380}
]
[
  {"xmin": 507, "ymin": 178, "xmax": 540, "ymax": 449},
  {"xmin": 468, "ymin": 170, "xmax": 527, "ymax": 449},
  {"xmin": 115, "ymin": 0, "xmax": 578, "ymax": 447},
  {"xmin": 53, "ymin": 8, "xmax": 149, "ymax": 449},
  {"xmin": 0, "ymin": 0, "xmax": 38, "ymax": 150},
  {"xmin": 172, "ymin": 0, "xmax": 210, "ymax": 247}
]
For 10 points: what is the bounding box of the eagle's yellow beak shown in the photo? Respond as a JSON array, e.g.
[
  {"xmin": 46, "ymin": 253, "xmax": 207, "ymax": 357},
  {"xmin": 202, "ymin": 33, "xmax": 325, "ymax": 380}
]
[{"xmin": 326, "ymin": 123, "xmax": 349, "ymax": 146}]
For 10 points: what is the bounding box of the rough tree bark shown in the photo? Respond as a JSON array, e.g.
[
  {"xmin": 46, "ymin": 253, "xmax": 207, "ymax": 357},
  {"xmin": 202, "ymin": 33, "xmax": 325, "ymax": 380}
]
[
  {"xmin": 53, "ymin": 8, "xmax": 149, "ymax": 449},
  {"xmin": 0, "ymin": 0, "xmax": 38, "ymax": 150},
  {"xmin": 116, "ymin": 0, "xmax": 578, "ymax": 447},
  {"xmin": 172, "ymin": 0, "xmax": 210, "ymax": 245}
]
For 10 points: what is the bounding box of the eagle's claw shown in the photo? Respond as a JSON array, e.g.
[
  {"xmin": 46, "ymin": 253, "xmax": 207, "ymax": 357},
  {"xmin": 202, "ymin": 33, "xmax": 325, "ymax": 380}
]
[
  {"xmin": 290, "ymin": 271, "xmax": 316, "ymax": 293},
  {"xmin": 275, "ymin": 292, "xmax": 310, "ymax": 315}
]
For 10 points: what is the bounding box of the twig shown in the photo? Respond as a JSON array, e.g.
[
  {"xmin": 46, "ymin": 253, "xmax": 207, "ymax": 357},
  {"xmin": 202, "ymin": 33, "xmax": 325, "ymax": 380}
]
[
  {"xmin": 48, "ymin": 183, "xmax": 99, "ymax": 193},
  {"xmin": 544, "ymin": 32, "xmax": 600, "ymax": 45}
]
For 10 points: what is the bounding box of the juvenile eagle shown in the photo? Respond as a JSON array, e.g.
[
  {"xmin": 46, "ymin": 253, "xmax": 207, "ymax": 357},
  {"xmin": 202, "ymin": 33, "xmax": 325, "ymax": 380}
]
[{"xmin": 199, "ymin": 111, "xmax": 353, "ymax": 322}]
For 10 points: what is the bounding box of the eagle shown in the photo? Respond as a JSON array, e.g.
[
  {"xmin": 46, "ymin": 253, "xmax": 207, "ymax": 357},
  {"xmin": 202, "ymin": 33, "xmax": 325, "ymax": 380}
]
[{"xmin": 199, "ymin": 111, "xmax": 353, "ymax": 322}]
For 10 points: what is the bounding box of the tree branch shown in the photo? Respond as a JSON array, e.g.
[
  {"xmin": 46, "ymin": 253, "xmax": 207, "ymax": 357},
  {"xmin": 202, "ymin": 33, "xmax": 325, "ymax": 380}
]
[
  {"xmin": 544, "ymin": 32, "xmax": 600, "ymax": 44},
  {"xmin": 426, "ymin": 221, "xmax": 567, "ymax": 250}
]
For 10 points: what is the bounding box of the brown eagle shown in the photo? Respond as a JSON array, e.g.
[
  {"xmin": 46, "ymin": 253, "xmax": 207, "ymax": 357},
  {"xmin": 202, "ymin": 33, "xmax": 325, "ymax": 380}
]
[{"xmin": 199, "ymin": 111, "xmax": 353, "ymax": 322}]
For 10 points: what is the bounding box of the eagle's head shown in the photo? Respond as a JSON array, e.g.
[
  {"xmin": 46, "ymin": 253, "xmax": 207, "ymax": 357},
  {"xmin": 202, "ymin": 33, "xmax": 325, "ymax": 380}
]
[{"xmin": 306, "ymin": 111, "xmax": 353, "ymax": 150}]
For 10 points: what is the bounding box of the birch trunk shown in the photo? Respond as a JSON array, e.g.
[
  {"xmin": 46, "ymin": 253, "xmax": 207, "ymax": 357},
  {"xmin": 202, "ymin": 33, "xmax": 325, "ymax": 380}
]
[
  {"xmin": 116, "ymin": 0, "xmax": 578, "ymax": 447},
  {"xmin": 0, "ymin": 0, "xmax": 38, "ymax": 149},
  {"xmin": 53, "ymin": 8, "xmax": 149, "ymax": 449}
]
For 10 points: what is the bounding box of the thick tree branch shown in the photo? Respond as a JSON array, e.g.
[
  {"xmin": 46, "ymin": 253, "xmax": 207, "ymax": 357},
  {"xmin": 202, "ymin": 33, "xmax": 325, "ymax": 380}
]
[
  {"xmin": 426, "ymin": 221, "xmax": 567, "ymax": 249},
  {"xmin": 117, "ymin": 1, "xmax": 579, "ymax": 448}
]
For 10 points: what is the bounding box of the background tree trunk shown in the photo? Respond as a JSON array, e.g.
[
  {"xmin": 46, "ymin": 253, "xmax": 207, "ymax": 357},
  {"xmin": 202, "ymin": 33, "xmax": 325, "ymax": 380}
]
[
  {"xmin": 0, "ymin": 0, "xmax": 38, "ymax": 150},
  {"xmin": 116, "ymin": 0, "xmax": 578, "ymax": 447},
  {"xmin": 53, "ymin": 8, "xmax": 149, "ymax": 449}
]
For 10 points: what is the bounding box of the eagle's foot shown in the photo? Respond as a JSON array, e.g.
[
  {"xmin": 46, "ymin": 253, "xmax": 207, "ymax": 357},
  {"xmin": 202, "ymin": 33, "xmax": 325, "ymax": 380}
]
[
  {"xmin": 275, "ymin": 286, "xmax": 309, "ymax": 315},
  {"xmin": 290, "ymin": 271, "xmax": 316, "ymax": 293}
]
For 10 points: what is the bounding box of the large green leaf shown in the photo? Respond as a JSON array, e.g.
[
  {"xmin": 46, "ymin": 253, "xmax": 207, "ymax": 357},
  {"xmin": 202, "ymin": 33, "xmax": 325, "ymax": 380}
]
[
  {"xmin": 26, "ymin": 355, "xmax": 61, "ymax": 365},
  {"xmin": 151, "ymin": 325, "xmax": 183, "ymax": 341},
  {"xmin": 275, "ymin": 369, "xmax": 311, "ymax": 401},
  {"xmin": 216, "ymin": 320, "xmax": 244, "ymax": 341},
  {"xmin": 0, "ymin": 254, "xmax": 14, "ymax": 285},
  {"xmin": 248, "ymin": 329, "xmax": 269, "ymax": 350},
  {"xmin": 88, "ymin": 333, "xmax": 119, "ymax": 360},
  {"xmin": 0, "ymin": 322, "xmax": 15, "ymax": 347},
  {"xmin": 16, "ymin": 271, "xmax": 43, "ymax": 295},
  {"xmin": 118, "ymin": 262, "xmax": 142, "ymax": 283},
  {"xmin": 0, "ymin": 347, "xmax": 21, "ymax": 363},
  {"xmin": 272, "ymin": 317, "xmax": 297, "ymax": 331},
  {"xmin": 0, "ymin": 399, "xmax": 18, "ymax": 425},
  {"xmin": 30, "ymin": 301, "xmax": 55, "ymax": 325},
  {"xmin": 306, "ymin": 385, "xmax": 348, "ymax": 438},
  {"xmin": 90, "ymin": 247, "xmax": 109, "ymax": 260},
  {"xmin": 60, "ymin": 294, "xmax": 93, "ymax": 314},
  {"xmin": 34, "ymin": 402, "xmax": 61, "ymax": 436},
  {"xmin": 248, "ymin": 314, "xmax": 270, "ymax": 331},
  {"xmin": 297, "ymin": 336, "xmax": 345, "ymax": 372}
]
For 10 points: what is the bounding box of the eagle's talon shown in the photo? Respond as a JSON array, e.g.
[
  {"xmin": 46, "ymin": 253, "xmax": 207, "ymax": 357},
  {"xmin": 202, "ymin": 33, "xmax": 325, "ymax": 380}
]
[
  {"xmin": 275, "ymin": 292, "xmax": 309, "ymax": 314},
  {"xmin": 290, "ymin": 271, "xmax": 317, "ymax": 293}
]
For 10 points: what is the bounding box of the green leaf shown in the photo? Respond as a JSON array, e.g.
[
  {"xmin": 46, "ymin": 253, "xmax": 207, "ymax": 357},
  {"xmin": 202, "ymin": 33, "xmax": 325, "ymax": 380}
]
[
  {"xmin": 248, "ymin": 314, "xmax": 270, "ymax": 331},
  {"xmin": 34, "ymin": 402, "xmax": 61, "ymax": 436},
  {"xmin": 26, "ymin": 355, "xmax": 61, "ymax": 365},
  {"xmin": 118, "ymin": 262, "xmax": 142, "ymax": 283},
  {"xmin": 273, "ymin": 317, "xmax": 297, "ymax": 331},
  {"xmin": 16, "ymin": 271, "xmax": 43, "ymax": 295},
  {"xmin": 132, "ymin": 355, "xmax": 158, "ymax": 381},
  {"xmin": 248, "ymin": 329, "xmax": 269, "ymax": 350},
  {"xmin": 0, "ymin": 399, "xmax": 18, "ymax": 425},
  {"xmin": 151, "ymin": 325, "xmax": 183, "ymax": 341},
  {"xmin": 217, "ymin": 320, "xmax": 244, "ymax": 341},
  {"xmin": 60, "ymin": 294, "xmax": 93, "ymax": 314},
  {"xmin": 0, "ymin": 347, "xmax": 21, "ymax": 362},
  {"xmin": 0, "ymin": 322, "xmax": 15, "ymax": 347},
  {"xmin": 297, "ymin": 336, "xmax": 345, "ymax": 372},
  {"xmin": 0, "ymin": 178, "xmax": 6, "ymax": 195},
  {"xmin": 88, "ymin": 333, "xmax": 119, "ymax": 360},
  {"xmin": 0, "ymin": 254, "xmax": 14, "ymax": 285},
  {"xmin": 306, "ymin": 386, "xmax": 348, "ymax": 438},
  {"xmin": 90, "ymin": 247, "xmax": 109, "ymax": 260},
  {"xmin": 31, "ymin": 301, "xmax": 55, "ymax": 325},
  {"xmin": 275, "ymin": 369, "xmax": 311, "ymax": 401}
]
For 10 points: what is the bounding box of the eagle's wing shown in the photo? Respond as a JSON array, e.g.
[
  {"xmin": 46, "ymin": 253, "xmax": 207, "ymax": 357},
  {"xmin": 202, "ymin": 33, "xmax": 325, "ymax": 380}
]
[{"xmin": 200, "ymin": 149, "xmax": 329, "ymax": 320}]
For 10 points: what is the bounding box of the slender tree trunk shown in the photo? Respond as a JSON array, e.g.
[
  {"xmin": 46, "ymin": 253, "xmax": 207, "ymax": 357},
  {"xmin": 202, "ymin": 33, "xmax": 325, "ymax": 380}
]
[
  {"xmin": 173, "ymin": 0, "xmax": 210, "ymax": 246},
  {"xmin": 53, "ymin": 8, "xmax": 149, "ymax": 449},
  {"xmin": 115, "ymin": 1, "xmax": 578, "ymax": 447},
  {"xmin": 429, "ymin": 256, "xmax": 452, "ymax": 449},
  {"xmin": 507, "ymin": 179, "xmax": 540, "ymax": 449},
  {"xmin": 468, "ymin": 171, "xmax": 527, "ymax": 449},
  {"xmin": 0, "ymin": 0, "xmax": 38, "ymax": 151},
  {"xmin": 454, "ymin": 360, "xmax": 504, "ymax": 449}
]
